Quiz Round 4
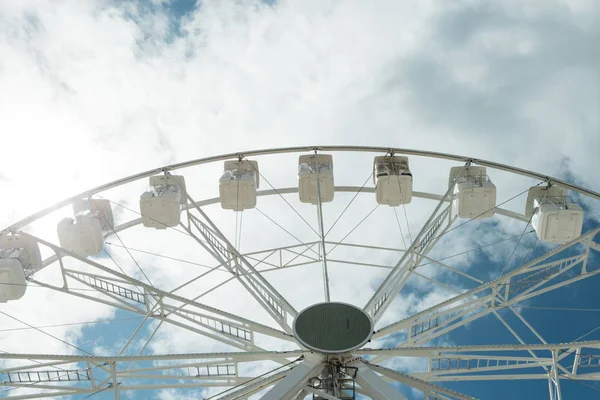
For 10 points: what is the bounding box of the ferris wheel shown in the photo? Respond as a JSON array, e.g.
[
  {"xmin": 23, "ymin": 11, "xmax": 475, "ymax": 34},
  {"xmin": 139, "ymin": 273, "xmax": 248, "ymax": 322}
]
[{"xmin": 1, "ymin": 146, "xmax": 599, "ymax": 400}]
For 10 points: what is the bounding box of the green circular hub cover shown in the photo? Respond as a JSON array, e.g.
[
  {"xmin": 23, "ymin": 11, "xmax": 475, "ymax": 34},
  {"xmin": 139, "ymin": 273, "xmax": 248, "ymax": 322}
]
[{"xmin": 293, "ymin": 302, "xmax": 373, "ymax": 354}]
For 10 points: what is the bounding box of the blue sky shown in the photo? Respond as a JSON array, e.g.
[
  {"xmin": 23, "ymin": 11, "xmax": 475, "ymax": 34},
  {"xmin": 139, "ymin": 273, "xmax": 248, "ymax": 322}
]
[{"xmin": 1, "ymin": 0, "xmax": 600, "ymax": 399}]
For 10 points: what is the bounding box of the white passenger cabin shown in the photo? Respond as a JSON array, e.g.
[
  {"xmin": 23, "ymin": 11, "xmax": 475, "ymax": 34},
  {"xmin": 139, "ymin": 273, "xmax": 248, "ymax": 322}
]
[
  {"xmin": 298, "ymin": 154, "xmax": 334, "ymax": 204},
  {"xmin": 219, "ymin": 160, "xmax": 259, "ymax": 211},
  {"xmin": 140, "ymin": 175, "xmax": 186, "ymax": 228},
  {"xmin": 0, "ymin": 234, "xmax": 42, "ymax": 302},
  {"xmin": 527, "ymin": 185, "xmax": 584, "ymax": 244},
  {"xmin": 57, "ymin": 198, "xmax": 114, "ymax": 257},
  {"xmin": 373, "ymin": 156, "xmax": 413, "ymax": 206},
  {"xmin": 449, "ymin": 166, "xmax": 497, "ymax": 219}
]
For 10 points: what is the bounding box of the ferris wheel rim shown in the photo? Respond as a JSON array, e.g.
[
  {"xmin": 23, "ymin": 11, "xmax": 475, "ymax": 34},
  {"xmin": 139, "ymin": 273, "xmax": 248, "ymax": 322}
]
[{"xmin": 3, "ymin": 144, "xmax": 599, "ymax": 235}]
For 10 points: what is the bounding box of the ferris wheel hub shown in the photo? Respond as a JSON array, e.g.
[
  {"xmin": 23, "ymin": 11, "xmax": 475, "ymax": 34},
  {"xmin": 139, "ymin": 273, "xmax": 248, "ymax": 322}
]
[{"xmin": 293, "ymin": 302, "xmax": 374, "ymax": 354}]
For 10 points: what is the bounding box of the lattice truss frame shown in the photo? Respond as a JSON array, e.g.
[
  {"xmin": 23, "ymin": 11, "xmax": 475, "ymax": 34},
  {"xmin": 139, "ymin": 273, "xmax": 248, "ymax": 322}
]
[{"xmin": 1, "ymin": 146, "xmax": 600, "ymax": 400}]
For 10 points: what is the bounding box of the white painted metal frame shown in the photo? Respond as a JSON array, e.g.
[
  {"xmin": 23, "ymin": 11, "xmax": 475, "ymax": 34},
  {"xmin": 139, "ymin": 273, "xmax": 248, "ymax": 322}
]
[
  {"xmin": 2, "ymin": 146, "xmax": 600, "ymax": 400},
  {"xmin": 182, "ymin": 192, "xmax": 298, "ymax": 332}
]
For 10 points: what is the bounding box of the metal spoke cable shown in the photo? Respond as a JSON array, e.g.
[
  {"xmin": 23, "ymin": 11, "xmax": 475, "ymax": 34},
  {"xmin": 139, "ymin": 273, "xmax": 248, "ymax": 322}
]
[
  {"xmin": 499, "ymin": 215, "xmax": 536, "ymax": 276},
  {"xmin": 117, "ymin": 302, "xmax": 160, "ymax": 357},
  {"xmin": 314, "ymin": 151, "xmax": 331, "ymax": 302},
  {"xmin": 429, "ymin": 180, "xmax": 547, "ymax": 244},
  {"xmin": 255, "ymin": 207, "xmax": 320, "ymax": 258},
  {"xmin": 167, "ymin": 261, "xmax": 233, "ymax": 295},
  {"xmin": 203, "ymin": 356, "xmax": 303, "ymax": 400},
  {"xmin": 325, "ymin": 204, "xmax": 380, "ymax": 256},
  {"xmin": 419, "ymin": 230, "xmax": 536, "ymax": 267},
  {"xmin": 564, "ymin": 377, "xmax": 600, "ymax": 394},
  {"xmin": 102, "ymin": 248, "xmax": 145, "ymax": 295},
  {"xmin": 500, "ymin": 189, "xmax": 548, "ymax": 276},
  {"xmin": 401, "ymin": 201, "xmax": 413, "ymax": 245},
  {"xmin": 163, "ymin": 216, "xmax": 288, "ymax": 296},
  {"xmin": 324, "ymin": 172, "xmax": 373, "ymax": 237},
  {"xmin": 393, "ymin": 207, "xmax": 408, "ymax": 250},
  {"xmin": 98, "ymin": 196, "xmax": 192, "ymax": 237},
  {"xmin": 79, "ymin": 384, "xmax": 112, "ymax": 399},
  {"xmin": 0, "ymin": 315, "xmax": 144, "ymax": 333},
  {"xmin": 196, "ymin": 257, "xmax": 321, "ymax": 297},
  {"xmin": 90, "ymin": 198, "xmax": 153, "ymax": 286},
  {"xmin": 115, "ymin": 321, "xmax": 165, "ymax": 389},
  {"xmin": 0, "ymin": 311, "xmax": 93, "ymax": 356},
  {"xmin": 103, "ymin": 248, "xmax": 131, "ymax": 278},
  {"xmin": 519, "ymin": 306, "xmax": 600, "ymax": 312},
  {"xmin": 105, "ymin": 195, "xmax": 217, "ymax": 249},
  {"xmin": 541, "ymin": 314, "xmax": 600, "ymax": 367},
  {"xmin": 242, "ymin": 154, "xmax": 320, "ymax": 237},
  {"xmin": 163, "ymin": 236, "xmax": 294, "ymax": 316},
  {"xmin": 573, "ymin": 324, "xmax": 600, "ymax": 342},
  {"xmin": 105, "ymin": 242, "xmax": 221, "ymax": 271},
  {"xmin": 392, "ymin": 160, "xmax": 413, "ymax": 244},
  {"xmin": 238, "ymin": 210, "xmax": 244, "ymax": 254},
  {"xmin": 140, "ymin": 233, "xmax": 278, "ymax": 318},
  {"xmin": 235, "ymin": 178, "xmax": 241, "ymax": 251},
  {"xmin": 104, "ymin": 228, "xmax": 153, "ymax": 287}
]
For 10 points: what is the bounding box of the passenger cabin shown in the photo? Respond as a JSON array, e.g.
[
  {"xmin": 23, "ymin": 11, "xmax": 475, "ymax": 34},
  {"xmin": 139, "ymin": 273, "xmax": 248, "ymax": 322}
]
[
  {"xmin": 140, "ymin": 175, "xmax": 186, "ymax": 228},
  {"xmin": 0, "ymin": 234, "xmax": 42, "ymax": 302},
  {"xmin": 449, "ymin": 166, "xmax": 497, "ymax": 219},
  {"xmin": 298, "ymin": 154, "xmax": 334, "ymax": 204},
  {"xmin": 57, "ymin": 198, "xmax": 114, "ymax": 256},
  {"xmin": 219, "ymin": 160, "xmax": 259, "ymax": 211},
  {"xmin": 373, "ymin": 156, "xmax": 413, "ymax": 206},
  {"xmin": 527, "ymin": 185, "xmax": 584, "ymax": 244}
]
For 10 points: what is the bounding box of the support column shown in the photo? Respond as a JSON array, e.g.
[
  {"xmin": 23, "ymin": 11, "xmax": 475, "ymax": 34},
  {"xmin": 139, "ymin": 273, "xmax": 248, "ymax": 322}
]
[
  {"xmin": 551, "ymin": 350, "xmax": 563, "ymax": 400},
  {"xmin": 112, "ymin": 362, "xmax": 120, "ymax": 400}
]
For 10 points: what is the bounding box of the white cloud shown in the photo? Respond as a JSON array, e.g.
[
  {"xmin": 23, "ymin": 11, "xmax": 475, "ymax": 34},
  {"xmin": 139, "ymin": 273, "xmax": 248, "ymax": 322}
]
[{"xmin": 0, "ymin": 0, "xmax": 599, "ymax": 398}]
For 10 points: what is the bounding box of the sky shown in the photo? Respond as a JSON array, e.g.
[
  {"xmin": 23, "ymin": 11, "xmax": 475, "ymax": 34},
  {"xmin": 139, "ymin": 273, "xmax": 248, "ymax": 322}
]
[{"xmin": 0, "ymin": 0, "xmax": 600, "ymax": 399}]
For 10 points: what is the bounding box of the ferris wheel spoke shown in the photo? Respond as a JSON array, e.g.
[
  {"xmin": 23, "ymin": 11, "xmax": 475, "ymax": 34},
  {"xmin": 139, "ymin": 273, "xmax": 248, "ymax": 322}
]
[
  {"xmin": 353, "ymin": 362, "xmax": 407, "ymax": 400},
  {"xmin": 262, "ymin": 359, "xmax": 325, "ymax": 400},
  {"xmin": 363, "ymin": 163, "xmax": 471, "ymax": 323},
  {"xmin": 491, "ymin": 310, "xmax": 550, "ymax": 373},
  {"xmin": 371, "ymin": 228, "xmax": 600, "ymax": 349},
  {"xmin": 357, "ymin": 340, "xmax": 600, "ymax": 393},
  {"xmin": 22, "ymin": 233, "xmax": 295, "ymax": 351},
  {"xmin": 365, "ymin": 362, "xmax": 475, "ymax": 400},
  {"xmin": 184, "ymin": 194, "xmax": 298, "ymax": 333},
  {"xmin": 363, "ymin": 199, "xmax": 457, "ymax": 323},
  {"xmin": 0, "ymin": 350, "xmax": 307, "ymax": 399}
]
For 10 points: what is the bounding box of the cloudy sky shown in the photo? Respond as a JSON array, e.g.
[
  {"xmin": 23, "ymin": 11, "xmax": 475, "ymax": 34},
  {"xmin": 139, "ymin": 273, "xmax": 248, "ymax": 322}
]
[{"xmin": 1, "ymin": 0, "xmax": 599, "ymax": 399}]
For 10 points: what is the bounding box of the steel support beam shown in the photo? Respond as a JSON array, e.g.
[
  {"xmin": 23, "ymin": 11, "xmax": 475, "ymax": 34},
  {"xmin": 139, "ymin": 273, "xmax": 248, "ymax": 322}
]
[
  {"xmin": 8, "ymin": 145, "xmax": 599, "ymax": 236},
  {"xmin": 368, "ymin": 363, "xmax": 475, "ymax": 400},
  {"xmin": 372, "ymin": 229, "xmax": 600, "ymax": 349},
  {"xmin": 354, "ymin": 362, "xmax": 405, "ymax": 400},
  {"xmin": 363, "ymin": 162, "xmax": 469, "ymax": 323},
  {"xmin": 261, "ymin": 360, "xmax": 324, "ymax": 400},
  {"xmin": 22, "ymin": 234, "xmax": 295, "ymax": 351},
  {"xmin": 184, "ymin": 194, "xmax": 297, "ymax": 332}
]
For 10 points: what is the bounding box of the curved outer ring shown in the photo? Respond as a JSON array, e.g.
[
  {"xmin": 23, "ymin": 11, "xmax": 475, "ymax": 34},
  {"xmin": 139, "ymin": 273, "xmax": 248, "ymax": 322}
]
[
  {"xmin": 3, "ymin": 145, "xmax": 599, "ymax": 234},
  {"xmin": 293, "ymin": 301, "xmax": 374, "ymax": 354}
]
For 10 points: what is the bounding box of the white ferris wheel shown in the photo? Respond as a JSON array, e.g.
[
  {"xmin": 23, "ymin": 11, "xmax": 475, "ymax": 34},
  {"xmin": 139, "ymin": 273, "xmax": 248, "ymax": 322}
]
[{"xmin": 1, "ymin": 146, "xmax": 599, "ymax": 400}]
